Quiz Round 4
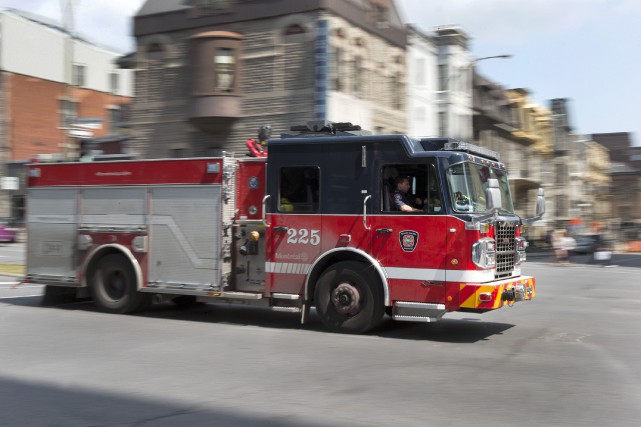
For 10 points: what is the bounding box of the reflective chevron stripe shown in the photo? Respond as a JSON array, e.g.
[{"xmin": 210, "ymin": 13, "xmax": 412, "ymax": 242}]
[{"xmin": 265, "ymin": 262, "xmax": 312, "ymax": 275}]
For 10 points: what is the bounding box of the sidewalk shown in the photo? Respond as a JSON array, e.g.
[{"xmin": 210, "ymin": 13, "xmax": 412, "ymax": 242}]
[{"xmin": 0, "ymin": 264, "xmax": 24, "ymax": 278}]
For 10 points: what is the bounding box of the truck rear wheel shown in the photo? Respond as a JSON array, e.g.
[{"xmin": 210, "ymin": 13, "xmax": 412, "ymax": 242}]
[
  {"xmin": 314, "ymin": 261, "xmax": 384, "ymax": 334},
  {"xmin": 90, "ymin": 254, "xmax": 150, "ymax": 314}
]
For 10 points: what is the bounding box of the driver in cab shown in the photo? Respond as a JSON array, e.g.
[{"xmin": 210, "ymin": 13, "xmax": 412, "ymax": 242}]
[{"xmin": 392, "ymin": 176, "xmax": 422, "ymax": 212}]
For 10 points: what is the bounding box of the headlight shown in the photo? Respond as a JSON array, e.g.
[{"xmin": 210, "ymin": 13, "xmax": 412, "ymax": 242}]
[
  {"xmin": 515, "ymin": 237, "xmax": 528, "ymax": 265},
  {"xmin": 472, "ymin": 238, "xmax": 496, "ymax": 269}
]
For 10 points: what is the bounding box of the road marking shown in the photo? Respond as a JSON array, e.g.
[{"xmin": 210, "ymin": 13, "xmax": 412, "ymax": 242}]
[
  {"xmin": 0, "ymin": 294, "xmax": 43, "ymax": 299},
  {"xmin": 0, "ymin": 284, "xmax": 43, "ymax": 289}
]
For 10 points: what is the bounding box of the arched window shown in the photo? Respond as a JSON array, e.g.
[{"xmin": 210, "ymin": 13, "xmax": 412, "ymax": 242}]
[
  {"xmin": 283, "ymin": 24, "xmax": 306, "ymax": 44},
  {"xmin": 214, "ymin": 47, "xmax": 235, "ymax": 91},
  {"xmin": 147, "ymin": 42, "xmax": 165, "ymax": 61},
  {"xmin": 190, "ymin": 31, "xmax": 242, "ymax": 95}
]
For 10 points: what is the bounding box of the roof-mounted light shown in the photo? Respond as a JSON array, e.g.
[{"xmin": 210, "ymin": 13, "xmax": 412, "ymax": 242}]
[{"xmin": 443, "ymin": 141, "xmax": 500, "ymax": 161}]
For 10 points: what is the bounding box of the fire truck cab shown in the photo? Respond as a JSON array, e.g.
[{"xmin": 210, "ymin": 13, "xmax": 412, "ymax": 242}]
[{"xmin": 25, "ymin": 121, "xmax": 542, "ymax": 334}]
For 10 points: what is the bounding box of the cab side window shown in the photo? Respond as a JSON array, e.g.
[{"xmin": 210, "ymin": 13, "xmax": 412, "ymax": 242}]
[
  {"xmin": 278, "ymin": 166, "xmax": 320, "ymax": 213},
  {"xmin": 380, "ymin": 161, "xmax": 441, "ymax": 213}
]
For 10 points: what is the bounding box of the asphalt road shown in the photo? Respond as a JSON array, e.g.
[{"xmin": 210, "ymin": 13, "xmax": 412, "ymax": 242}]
[
  {"xmin": 2, "ymin": 261, "xmax": 641, "ymax": 426},
  {"xmin": 0, "ymin": 242, "xmax": 25, "ymax": 265}
]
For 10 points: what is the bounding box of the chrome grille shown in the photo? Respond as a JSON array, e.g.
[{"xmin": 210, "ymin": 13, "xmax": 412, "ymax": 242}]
[{"xmin": 495, "ymin": 222, "xmax": 516, "ymax": 278}]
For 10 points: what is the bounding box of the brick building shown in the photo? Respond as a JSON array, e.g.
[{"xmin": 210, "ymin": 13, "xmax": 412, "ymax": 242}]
[
  {"xmin": 127, "ymin": 0, "xmax": 407, "ymax": 158},
  {"xmin": 0, "ymin": 9, "xmax": 134, "ymax": 221}
]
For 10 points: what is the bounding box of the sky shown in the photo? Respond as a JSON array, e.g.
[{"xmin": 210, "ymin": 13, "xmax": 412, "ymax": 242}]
[{"xmin": 1, "ymin": 0, "xmax": 639, "ymax": 144}]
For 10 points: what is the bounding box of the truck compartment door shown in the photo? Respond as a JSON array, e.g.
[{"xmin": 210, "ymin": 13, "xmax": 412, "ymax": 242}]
[
  {"xmin": 27, "ymin": 188, "xmax": 78, "ymax": 280},
  {"xmin": 149, "ymin": 185, "xmax": 222, "ymax": 290}
]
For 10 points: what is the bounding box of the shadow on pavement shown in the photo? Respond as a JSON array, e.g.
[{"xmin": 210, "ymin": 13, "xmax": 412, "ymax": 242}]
[
  {"xmin": 0, "ymin": 376, "xmax": 331, "ymax": 427},
  {"xmin": 2, "ymin": 295, "xmax": 513, "ymax": 344}
]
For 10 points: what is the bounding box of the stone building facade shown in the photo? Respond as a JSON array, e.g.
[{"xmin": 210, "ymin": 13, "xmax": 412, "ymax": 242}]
[
  {"xmin": 592, "ymin": 132, "xmax": 641, "ymax": 224},
  {"xmin": 549, "ymin": 98, "xmax": 574, "ymax": 224},
  {"xmin": 575, "ymin": 138, "xmax": 611, "ymax": 223},
  {"xmin": 504, "ymin": 88, "xmax": 553, "ymax": 222},
  {"xmin": 129, "ymin": 0, "xmax": 407, "ymax": 158},
  {"xmin": 471, "ymin": 74, "xmax": 552, "ymax": 224}
]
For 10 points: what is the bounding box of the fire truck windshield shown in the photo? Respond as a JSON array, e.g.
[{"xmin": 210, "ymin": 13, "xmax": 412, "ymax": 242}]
[{"xmin": 446, "ymin": 162, "xmax": 515, "ymax": 214}]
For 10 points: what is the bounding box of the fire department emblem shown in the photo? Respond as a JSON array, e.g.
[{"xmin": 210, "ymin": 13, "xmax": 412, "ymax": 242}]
[
  {"xmin": 249, "ymin": 176, "xmax": 259, "ymax": 189},
  {"xmin": 399, "ymin": 230, "xmax": 419, "ymax": 252}
]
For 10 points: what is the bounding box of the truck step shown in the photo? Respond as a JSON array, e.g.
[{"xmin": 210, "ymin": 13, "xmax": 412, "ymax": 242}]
[
  {"xmin": 271, "ymin": 306, "xmax": 302, "ymax": 313},
  {"xmin": 271, "ymin": 293, "xmax": 300, "ymax": 300},
  {"xmin": 392, "ymin": 314, "xmax": 438, "ymax": 323},
  {"xmin": 392, "ymin": 301, "xmax": 446, "ymax": 322},
  {"xmin": 218, "ymin": 292, "xmax": 264, "ymax": 300}
]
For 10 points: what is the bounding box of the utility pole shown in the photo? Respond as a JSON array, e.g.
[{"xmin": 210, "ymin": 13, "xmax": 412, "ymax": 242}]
[{"xmin": 60, "ymin": 0, "xmax": 78, "ymax": 159}]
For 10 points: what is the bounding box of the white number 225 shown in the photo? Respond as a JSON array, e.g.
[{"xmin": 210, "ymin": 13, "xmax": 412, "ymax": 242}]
[{"xmin": 286, "ymin": 228, "xmax": 320, "ymax": 246}]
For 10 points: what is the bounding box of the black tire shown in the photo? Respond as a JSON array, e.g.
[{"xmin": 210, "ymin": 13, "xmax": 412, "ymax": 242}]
[
  {"xmin": 90, "ymin": 254, "xmax": 150, "ymax": 314},
  {"xmin": 314, "ymin": 261, "xmax": 384, "ymax": 334}
]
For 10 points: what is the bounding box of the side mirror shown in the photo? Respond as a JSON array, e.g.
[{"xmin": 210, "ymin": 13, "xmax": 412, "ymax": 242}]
[
  {"xmin": 536, "ymin": 187, "xmax": 545, "ymax": 217},
  {"xmin": 523, "ymin": 187, "xmax": 545, "ymax": 224},
  {"xmin": 485, "ymin": 179, "xmax": 502, "ymax": 212}
]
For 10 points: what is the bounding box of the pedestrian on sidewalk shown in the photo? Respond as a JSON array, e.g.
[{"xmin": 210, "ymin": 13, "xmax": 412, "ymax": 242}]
[{"xmin": 553, "ymin": 229, "xmax": 575, "ymax": 265}]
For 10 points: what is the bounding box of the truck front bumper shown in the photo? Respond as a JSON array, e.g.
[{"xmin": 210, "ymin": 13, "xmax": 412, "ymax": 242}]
[{"xmin": 457, "ymin": 276, "xmax": 535, "ymax": 312}]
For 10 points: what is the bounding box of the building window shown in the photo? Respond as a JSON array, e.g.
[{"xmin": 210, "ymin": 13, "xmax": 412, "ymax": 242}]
[
  {"xmin": 72, "ymin": 64, "xmax": 86, "ymax": 87},
  {"xmin": 283, "ymin": 24, "xmax": 306, "ymax": 44},
  {"xmin": 214, "ymin": 48, "xmax": 236, "ymax": 92},
  {"xmin": 109, "ymin": 72, "xmax": 119, "ymax": 94},
  {"xmin": 415, "ymin": 58, "xmax": 425, "ymax": 86},
  {"xmin": 353, "ymin": 56, "xmax": 363, "ymax": 96},
  {"xmin": 147, "ymin": 42, "xmax": 166, "ymax": 61},
  {"xmin": 438, "ymin": 111, "xmax": 447, "ymax": 137},
  {"xmin": 392, "ymin": 71, "xmax": 403, "ymax": 110},
  {"xmin": 59, "ymin": 99, "xmax": 78, "ymax": 127},
  {"xmin": 170, "ymin": 148, "xmax": 187, "ymax": 158},
  {"xmin": 193, "ymin": 0, "xmax": 233, "ymax": 15},
  {"xmin": 329, "ymin": 45, "xmax": 343, "ymax": 91},
  {"xmin": 438, "ymin": 63, "xmax": 448, "ymax": 91},
  {"xmin": 279, "ymin": 166, "xmax": 320, "ymax": 213},
  {"xmin": 190, "ymin": 31, "xmax": 242, "ymax": 96},
  {"xmin": 371, "ymin": 3, "xmax": 389, "ymax": 29},
  {"xmin": 108, "ymin": 104, "xmax": 130, "ymax": 133}
]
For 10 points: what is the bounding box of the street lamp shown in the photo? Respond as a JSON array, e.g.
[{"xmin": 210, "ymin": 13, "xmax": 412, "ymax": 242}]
[
  {"xmin": 60, "ymin": 0, "xmax": 79, "ymax": 159},
  {"xmin": 471, "ymin": 54, "xmax": 513, "ymax": 65},
  {"xmin": 440, "ymin": 53, "xmax": 512, "ymax": 140}
]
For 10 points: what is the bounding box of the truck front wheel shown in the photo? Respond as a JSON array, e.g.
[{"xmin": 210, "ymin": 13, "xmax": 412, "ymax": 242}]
[
  {"xmin": 90, "ymin": 254, "xmax": 150, "ymax": 314},
  {"xmin": 314, "ymin": 261, "xmax": 384, "ymax": 334}
]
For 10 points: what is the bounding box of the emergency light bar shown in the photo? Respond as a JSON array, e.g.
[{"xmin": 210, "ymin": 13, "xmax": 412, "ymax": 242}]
[
  {"xmin": 443, "ymin": 141, "xmax": 500, "ymax": 161},
  {"xmin": 283, "ymin": 121, "xmax": 372, "ymax": 138}
]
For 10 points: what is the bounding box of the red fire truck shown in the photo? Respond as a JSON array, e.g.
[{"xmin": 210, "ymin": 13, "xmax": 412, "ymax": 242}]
[{"xmin": 24, "ymin": 121, "xmax": 544, "ymax": 333}]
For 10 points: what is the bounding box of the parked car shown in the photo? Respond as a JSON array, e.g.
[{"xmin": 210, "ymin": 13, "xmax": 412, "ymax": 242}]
[
  {"xmin": 571, "ymin": 234, "xmax": 600, "ymax": 255},
  {"xmin": 0, "ymin": 222, "xmax": 16, "ymax": 243}
]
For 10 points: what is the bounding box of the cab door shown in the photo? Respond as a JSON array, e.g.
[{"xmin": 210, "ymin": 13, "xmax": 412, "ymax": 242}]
[
  {"xmin": 369, "ymin": 161, "xmax": 449, "ymax": 304},
  {"xmin": 265, "ymin": 165, "xmax": 322, "ymax": 296}
]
